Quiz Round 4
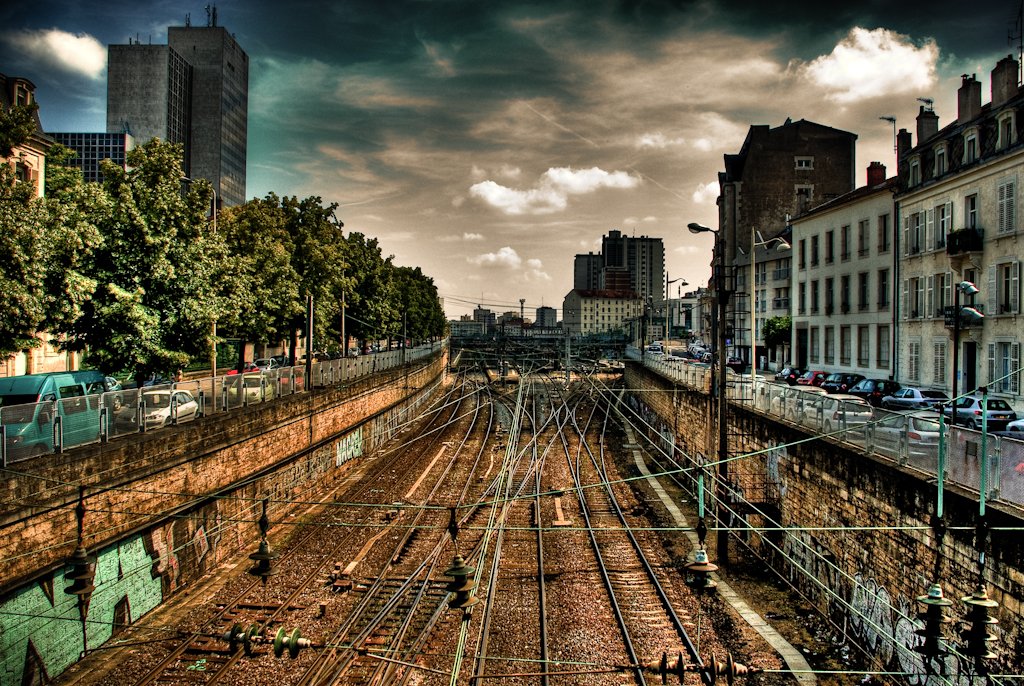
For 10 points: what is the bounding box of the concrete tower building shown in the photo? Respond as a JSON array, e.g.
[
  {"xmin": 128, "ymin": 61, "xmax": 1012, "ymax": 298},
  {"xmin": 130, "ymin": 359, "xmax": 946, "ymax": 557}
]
[{"xmin": 106, "ymin": 14, "xmax": 248, "ymax": 206}]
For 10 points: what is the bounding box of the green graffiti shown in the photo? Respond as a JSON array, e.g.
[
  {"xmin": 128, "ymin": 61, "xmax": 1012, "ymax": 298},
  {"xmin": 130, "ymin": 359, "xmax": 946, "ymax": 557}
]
[{"xmin": 336, "ymin": 428, "xmax": 363, "ymax": 466}]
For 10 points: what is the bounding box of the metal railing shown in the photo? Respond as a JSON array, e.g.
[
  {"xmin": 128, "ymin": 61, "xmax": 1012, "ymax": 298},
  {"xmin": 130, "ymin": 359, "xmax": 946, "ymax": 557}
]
[
  {"xmin": 628, "ymin": 346, "xmax": 1024, "ymax": 510},
  {"xmin": 1, "ymin": 340, "xmax": 446, "ymax": 465}
]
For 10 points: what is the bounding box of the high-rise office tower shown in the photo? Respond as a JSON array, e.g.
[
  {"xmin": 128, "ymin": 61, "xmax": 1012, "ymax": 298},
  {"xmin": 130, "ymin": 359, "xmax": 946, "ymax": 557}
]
[{"xmin": 106, "ymin": 15, "xmax": 248, "ymax": 206}]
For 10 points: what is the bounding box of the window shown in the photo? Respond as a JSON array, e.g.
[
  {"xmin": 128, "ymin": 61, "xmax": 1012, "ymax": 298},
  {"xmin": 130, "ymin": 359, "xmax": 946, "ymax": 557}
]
[
  {"xmin": 908, "ymin": 339, "xmax": 922, "ymax": 382},
  {"xmin": 824, "ymin": 326, "xmax": 835, "ymax": 364},
  {"xmin": 841, "ymin": 225, "xmax": 851, "ymax": 260},
  {"xmin": 933, "ymin": 272, "xmax": 950, "ymax": 318},
  {"xmin": 998, "ymin": 179, "xmax": 1016, "ymax": 234},
  {"xmin": 798, "ymin": 281, "xmax": 806, "ymax": 314},
  {"xmin": 934, "ymin": 145, "xmax": 947, "ymax": 176},
  {"xmin": 904, "ymin": 277, "xmax": 924, "ymax": 318},
  {"xmin": 825, "ymin": 277, "xmax": 834, "ymax": 314},
  {"xmin": 811, "ymin": 280, "xmax": 820, "ymax": 314},
  {"xmin": 798, "ymin": 239, "xmax": 806, "ymax": 269},
  {"xmin": 840, "ymin": 326, "xmax": 851, "ymax": 365},
  {"xmin": 796, "ymin": 185, "xmax": 814, "ymax": 214},
  {"xmin": 909, "ymin": 157, "xmax": 921, "ymax": 186},
  {"xmin": 811, "ymin": 235, "xmax": 819, "ymax": 266},
  {"xmin": 988, "ymin": 340, "xmax": 1021, "ymax": 394},
  {"xmin": 858, "ymin": 326, "xmax": 870, "ymax": 367},
  {"xmin": 858, "ymin": 272, "xmax": 870, "ymax": 310},
  {"xmin": 965, "ymin": 194, "xmax": 978, "ymax": 229},
  {"xmin": 932, "ymin": 340, "xmax": 947, "ymax": 387},
  {"xmin": 858, "ymin": 220, "xmax": 870, "ymax": 256},
  {"xmin": 906, "ymin": 213, "xmax": 924, "ymax": 254},
  {"xmin": 964, "ymin": 130, "xmax": 979, "ymax": 163},
  {"xmin": 878, "ymin": 213, "xmax": 890, "ymax": 252},
  {"xmin": 997, "ymin": 112, "xmax": 1016, "ymax": 150},
  {"xmin": 840, "ymin": 275, "xmax": 851, "ymax": 313},
  {"xmin": 990, "ymin": 261, "xmax": 1020, "ymax": 314},
  {"xmin": 795, "ymin": 156, "xmax": 814, "ymax": 170},
  {"xmin": 878, "ymin": 269, "xmax": 890, "ymax": 308},
  {"xmin": 809, "ymin": 327, "xmax": 820, "ymax": 364},
  {"xmin": 935, "ymin": 202, "xmax": 951, "ymax": 248},
  {"xmin": 825, "ymin": 230, "xmax": 834, "ymax": 264},
  {"xmin": 877, "ymin": 325, "xmax": 890, "ymax": 369}
]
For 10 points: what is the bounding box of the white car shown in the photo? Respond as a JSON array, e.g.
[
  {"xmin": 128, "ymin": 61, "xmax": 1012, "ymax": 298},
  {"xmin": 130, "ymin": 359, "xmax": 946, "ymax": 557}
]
[{"xmin": 140, "ymin": 390, "xmax": 199, "ymax": 429}]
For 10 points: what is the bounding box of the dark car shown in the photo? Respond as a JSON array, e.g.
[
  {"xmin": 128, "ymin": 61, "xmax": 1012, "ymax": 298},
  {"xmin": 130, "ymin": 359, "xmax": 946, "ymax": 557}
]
[
  {"xmin": 796, "ymin": 370, "xmax": 828, "ymax": 387},
  {"xmin": 726, "ymin": 357, "xmax": 746, "ymax": 373},
  {"xmin": 820, "ymin": 372, "xmax": 866, "ymax": 394},
  {"xmin": 774, "ymin": 366, "xmax": 802, "ymax": 385},
  {"xmin": 847, "ymin": 378, "xmax": 902, "ymax": 407}
]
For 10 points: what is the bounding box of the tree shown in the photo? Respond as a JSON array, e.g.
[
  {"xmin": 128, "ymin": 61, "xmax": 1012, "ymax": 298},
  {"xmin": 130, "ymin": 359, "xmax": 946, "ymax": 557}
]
[
  {"xmin": 0, "ymin": 102, "xmax": 38, "ymax": 158},
  {"xmin": 392, "ymin": 266, "xmax": 446, "ymax": 343},
  {"xmin": 342, "ymin": 232, "xmax": 397, "ymax": 347},
  {"xmin": 58, "ymin": 139, "xmax": 221, "ymax": 383},
  {"xmin": 0, "ymin": 164, "xmax": 48, "ymax": 356},
  {"xmin": 762, "ymin": 315, "xmax": 792, "ymax": 349}
]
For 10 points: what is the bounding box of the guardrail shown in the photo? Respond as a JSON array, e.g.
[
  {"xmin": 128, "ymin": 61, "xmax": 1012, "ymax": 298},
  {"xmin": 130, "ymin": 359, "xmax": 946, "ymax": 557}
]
[
  {"xmin": 0, "ymin": 341, "xmax": 447, "ymax": 466},
  {"xmin": 626, "ymin": 346, "xmax": 1024, "ymax": 510}
]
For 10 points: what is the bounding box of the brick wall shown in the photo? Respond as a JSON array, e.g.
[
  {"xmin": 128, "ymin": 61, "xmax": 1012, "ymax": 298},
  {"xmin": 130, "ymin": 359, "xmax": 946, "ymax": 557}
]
[{"xmin": 624, "ymin": 363, "xmax": 1024, "ymax": 676}]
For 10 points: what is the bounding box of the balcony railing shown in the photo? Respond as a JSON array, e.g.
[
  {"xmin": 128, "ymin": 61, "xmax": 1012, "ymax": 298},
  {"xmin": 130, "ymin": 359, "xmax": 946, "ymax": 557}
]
[
  {"xmin": 772, "ymin": 297, "xmax": 791, "ymax": 309},
  {"xmin": 772, "ymin": 267, "xmax": 791, "ymax": 281},
  {"xmin": 946, "ymin": 227, "xmax": 984, "ymax": 255}
]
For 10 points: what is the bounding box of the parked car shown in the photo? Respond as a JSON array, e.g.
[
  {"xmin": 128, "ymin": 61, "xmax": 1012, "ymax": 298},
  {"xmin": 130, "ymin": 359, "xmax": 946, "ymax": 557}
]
[
  {"xmin": 117, "ymin": 389, "xmax": 199, "ymax": 430},
  {"xmin": 847, "ymin": 378, "xmax": 902, "ymax": 407},
  {"xmin": 1003, "ymin": 418, "xmax": 1024, "ymax": 432},
  {"xmin": 880, "ymin": 387, "xmax": 950, "ymax": 411},
  {"xmin": 820, "ymin": 372, "xmax": 866, "ymax": 394},
  {"xmin": 870, "ymin": 411, "xmax": 942, "ymax": 461},
  {"xmin": 254, "ymin": 358, "xmax": 281, "ymax": 371},
  {"xmin": 817, "ymin": 394, "xmax": 874, "ymax": 435},
  {"xmin": 796, "ymin": 370, "xmax": 828, "ymax": 387},
  {"xmin": 771, "ymin": 385, "xmax": 828, "ymax": 423},
  {"xmin": 726, "ymin": 357, "xmax": 746, "ymax": 373},
  {"xmin": 226, "ymin": 373, "xmax": 276, "ymax": 404},
  {"xmin": 774, "ymin": 366, "xmax": 802, "ymax": 385},
  {"xmin": 941, "ymin": 394, "xmax": 1018, "ymax": 430}
]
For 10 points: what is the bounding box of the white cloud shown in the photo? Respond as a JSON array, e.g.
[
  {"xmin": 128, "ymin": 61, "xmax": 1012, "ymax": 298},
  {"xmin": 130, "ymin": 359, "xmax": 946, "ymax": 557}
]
[
  {"xmin": 692, "ymin": 181, "xmax": 720, "ymax": 204},
  {"xmin": 3, "ymin": 28, "xmax": 106, "ymax": 79},
  {"xmin": 469, "ymin": 246, "xmax": 523, "ymax": 268},
  {"xmin": 469, "ymin": 166, "xmax": 640, "ymax": 215},
  {"xmin": 803, "ymin": 27, "xmax": 938, "ymax": 104},
  {"xmin": 636, "ymin": 132, "xmax": 686, "ymax": 149},
  {"xmin": 463, "ymin": 232, "xmax": 484, "ymax": 241}
]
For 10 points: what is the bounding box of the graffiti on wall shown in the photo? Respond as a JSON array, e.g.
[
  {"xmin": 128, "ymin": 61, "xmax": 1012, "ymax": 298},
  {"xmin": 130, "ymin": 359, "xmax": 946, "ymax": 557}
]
[{"xmin": 336, "ymin": 428, "xmax": 363, "ymax": 466}]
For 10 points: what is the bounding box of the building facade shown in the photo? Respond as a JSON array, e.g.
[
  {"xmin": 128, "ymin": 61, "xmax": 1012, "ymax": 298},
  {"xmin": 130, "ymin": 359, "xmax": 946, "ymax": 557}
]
[
  {"xmin": 790, "ymin": 163, "xmax": 897, "ymax": 377},
  {"xmin": 535, "ymin": 306, "xmax": 557, "ymax": 328},
  {"xmin": 895, "ymin": 57, "xmax": 1024, "ymax": 401},
  {"xmin": 50, "ymin": 132, "xmax": 135, "ymax": 183},
  {"xmin": 716, "ymin": 119, "xmax": 858, "ymax": 365},
  {"xmin": 106, "ymin": 20, "xmax": 248, "ymax": 206},
  {"xmin": 561, "ymin": 289, "xmax": 641, "ymax": 336},
  {"xmin": 1, "ymin": 74, "xmax": 52, "ymax": 198}
]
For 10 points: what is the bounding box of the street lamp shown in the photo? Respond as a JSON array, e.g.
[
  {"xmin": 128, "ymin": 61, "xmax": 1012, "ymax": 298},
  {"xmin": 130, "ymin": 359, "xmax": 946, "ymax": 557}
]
[
  {"xmin": 687, "ymin": 221, "xmax": 731, "ymax": 564},
  {"xmin": 665, "ymin": 274, "xmax": 688, "ymax": 346},
  {"xmin": 746, "ymin": 229, "xmax": 790, "ymax": 375},
  {"xmin": 951, "ymin": 280, "xmax": 983, "ymax": 405}
]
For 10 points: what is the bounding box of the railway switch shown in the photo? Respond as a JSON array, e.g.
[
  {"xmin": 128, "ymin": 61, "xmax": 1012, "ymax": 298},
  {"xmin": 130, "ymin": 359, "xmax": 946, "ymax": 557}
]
[
  {"xmin": 444, "ymin": 555, "xmax": 480, "ymax": 612},
  {"xmin": 684, "ymin": 549, "xmax": 718, "ymax": 591},
  {"xmin": 960, "ymin": 584, "xmax": 999, "ymax": 664},
  {"xmin": 913, "ymin": 582, "xmax": 952, "ymax": 659}
]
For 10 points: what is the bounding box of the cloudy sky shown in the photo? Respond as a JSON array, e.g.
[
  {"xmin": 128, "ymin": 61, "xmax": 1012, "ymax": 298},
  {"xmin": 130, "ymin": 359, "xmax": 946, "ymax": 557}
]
[{"xmin": 1, "ymin": 1, "xmax": 1018, "ymax": 319}]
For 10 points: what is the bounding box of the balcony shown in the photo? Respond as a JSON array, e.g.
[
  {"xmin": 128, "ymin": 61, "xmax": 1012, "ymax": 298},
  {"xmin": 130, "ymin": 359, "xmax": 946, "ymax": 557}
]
[
  {"xmin": 772, "ymin": 267, "xmax": 791, "ymax": 281},
  {"xmin": 946, "ymin": 227, "xmax": 984, "ymax": 255},
  {"xmin": 772, "ymin": 297, "xmax": 790, "ymax": 309}
]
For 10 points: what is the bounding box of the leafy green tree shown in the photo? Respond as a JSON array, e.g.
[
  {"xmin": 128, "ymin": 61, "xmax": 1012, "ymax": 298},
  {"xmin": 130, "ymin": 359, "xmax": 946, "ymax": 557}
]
[
  {"xmin": 59, "ymin": 139, "xmax": 221, "ymax": 383},
  {"xmin": 0, "ymin": 164, "xmax": 48, "ymax": 356},
  {"xmin": 342, "ymin": 231, "xmax": 397, "ymax": 348},
  {"xmin": 0, "ymin": 102, "xmax": 38, "ymax": 158},
  {"xmin": 763, "ymin": 315, "xmax": 792, "ymax": 349},
  {"xmin": 392, "ymin": 266, "xmax": 445, "ymax": 343}
]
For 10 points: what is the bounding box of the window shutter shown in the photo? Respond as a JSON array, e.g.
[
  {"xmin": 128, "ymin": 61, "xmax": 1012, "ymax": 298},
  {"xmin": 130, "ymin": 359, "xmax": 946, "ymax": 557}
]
[
  {"xmin": 1013, "ymin": 343, "xmax": 1021, "ymax": 394},
  {"xmin": 946, "ymin": 271, "xmax": 953, "ymax": 311},
  {"xmin": 901, "ymin": 279, "xmax": 909, "ymax": 320},
  {"xmin": 945, "ymin": 201, "xmax": 953, "ymax": 235},
  {"xmin": 987, "ymin": 343, "xmax": 996, "ymax": 388},
  {"xmin": 926, "ymin": 275, "xmax": 934, "ymax": 318},
  {"xmin": 1013, "ymin": 261, "xmax": 1021, "ymax": 313},
  {"xmin": 902, "ymin": 216, "xmax": 909, "ymax": 256},
  {"xmin": 988, "ymin": 265, "xmax": 997, "ymax": 314},
  {"xmin": 926, "ymin": 208, "xmax": 934, "ymax": 250}
]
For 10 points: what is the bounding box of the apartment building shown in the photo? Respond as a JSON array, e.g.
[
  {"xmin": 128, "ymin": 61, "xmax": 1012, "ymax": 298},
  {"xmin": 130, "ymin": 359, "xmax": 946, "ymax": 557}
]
[
  {"xmin": 561, "ymin": 289, "xmax": 641, "ymax": 336},
  {"xmin": 896, "ymin": 56, "xmax": 1024, "ymax": 400}
]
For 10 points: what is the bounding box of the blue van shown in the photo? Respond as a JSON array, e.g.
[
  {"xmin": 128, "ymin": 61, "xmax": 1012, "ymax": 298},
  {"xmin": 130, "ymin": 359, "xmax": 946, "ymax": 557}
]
[{"xmin": 0, "ymin": 371, "xmax": 111, "ymax": 461}]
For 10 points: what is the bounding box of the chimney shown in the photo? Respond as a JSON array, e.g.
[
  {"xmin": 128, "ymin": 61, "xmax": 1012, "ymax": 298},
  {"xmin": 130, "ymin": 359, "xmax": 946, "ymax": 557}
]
[
  {"xmin": 916, "ymin": 105, "xmax": 939, "ymax": 143},
  {"xmin": 991, "ymin": 55, "xmax": 1020, "ymax": 107},
  {"xmin": 958, "ymin": 73, "xmax": 981, "ymax": 124},
  {"xmin": 896, "ymin": 128, "xmax": 913, "ymax": 161},
  {"xmin": 866, "ymin": 161, "xmax": 886, "ymax": 187}
]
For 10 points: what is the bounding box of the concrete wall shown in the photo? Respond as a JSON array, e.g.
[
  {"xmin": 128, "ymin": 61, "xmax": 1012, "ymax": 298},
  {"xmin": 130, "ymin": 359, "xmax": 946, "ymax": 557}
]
[
  {"xmin": 0, "ymin": 353, "xmax": 445, "ymax": 686},
  {"xmin": 623, "ymin": 364, "xmax": 1023, "ymax": 681}
]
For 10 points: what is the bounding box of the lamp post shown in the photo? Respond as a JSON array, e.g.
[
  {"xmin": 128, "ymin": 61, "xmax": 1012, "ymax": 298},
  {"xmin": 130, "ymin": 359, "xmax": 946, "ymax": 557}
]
[
  {"xmin": 748, "ymin": 229, "xmax": 791, "ymax": 375},
  {"xmin": 950, "ymin": 280, "xmax": 983, "ymax": 405},
  {"xmin": 665, "ymin": 274, "xmax": 688, "ymax": 347},
  {"xmin": 688, "ymin": 221, "xmax": 730, "ymax": 564}
]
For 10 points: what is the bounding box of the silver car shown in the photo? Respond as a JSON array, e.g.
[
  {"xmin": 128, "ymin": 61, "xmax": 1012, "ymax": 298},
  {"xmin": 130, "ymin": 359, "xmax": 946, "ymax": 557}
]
[
  {"xmin": 870, "ymin": 411, "xmax": 942, "ymax": 462},
  {"xmin": 881, "ymin": 387, "xmax": 950, "ymax": 411},
  {"xmin": 941, "ymin": 395, "xmax": 1017, "ymax": 430}
]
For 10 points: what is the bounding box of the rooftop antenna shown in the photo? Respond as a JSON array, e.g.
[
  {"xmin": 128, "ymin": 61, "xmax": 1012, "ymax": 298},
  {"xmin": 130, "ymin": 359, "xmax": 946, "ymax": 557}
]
[
  {"xmin": 879, "ymin": 116, "xmax": 897, "ymax": 158},
  {"xmin": 185, "ymin": 12, "xmax": 191, "ymax": 27},
  {"xmin": 1012, "ymin": 0, "xmax": 1024, "ymax": 85},
  {"xmin": 916, "ymin": 97, "xmax": 934, "ymax": 112}
]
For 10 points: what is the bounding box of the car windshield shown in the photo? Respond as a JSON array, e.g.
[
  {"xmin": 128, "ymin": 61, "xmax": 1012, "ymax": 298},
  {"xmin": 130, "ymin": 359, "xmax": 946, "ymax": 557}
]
[
  {"xmin": 144, "ymin": 393, "xmax": 171, "ymax": 409},
  {"xmin": 987, "ymin": 399, "xmax": 1013, "ymax": 411},
  {"xmin": 911, "ymin": 417, "xmax": 942, "ymax": 432}
]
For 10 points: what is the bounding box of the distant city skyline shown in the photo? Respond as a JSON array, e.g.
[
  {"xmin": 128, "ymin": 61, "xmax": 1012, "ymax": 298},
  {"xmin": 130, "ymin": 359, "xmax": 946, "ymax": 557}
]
[{"xmin": 0, "ymin": 0, "xmax": 1016, "ymax": 317}]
